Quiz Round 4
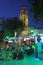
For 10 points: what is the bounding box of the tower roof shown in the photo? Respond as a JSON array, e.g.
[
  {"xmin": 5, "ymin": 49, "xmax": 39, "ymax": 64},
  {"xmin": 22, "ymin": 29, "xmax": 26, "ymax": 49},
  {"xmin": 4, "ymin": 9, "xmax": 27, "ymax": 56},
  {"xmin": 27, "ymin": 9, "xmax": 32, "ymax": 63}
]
[
  {"xmin": 22, "ymin": 5, "xmax": 26, "ymax": 8},
  {"xmin": 22, "ymin": 5, "xmax": 26, "ymax": 10}
]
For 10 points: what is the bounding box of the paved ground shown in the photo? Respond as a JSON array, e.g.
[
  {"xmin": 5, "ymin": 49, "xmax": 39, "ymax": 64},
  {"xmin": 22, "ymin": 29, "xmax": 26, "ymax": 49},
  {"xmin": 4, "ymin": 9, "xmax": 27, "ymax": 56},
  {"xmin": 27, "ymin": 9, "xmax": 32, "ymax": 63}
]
[{"xmin": 0, "ymin": 55, "xmax": 43, "ymax": 65}]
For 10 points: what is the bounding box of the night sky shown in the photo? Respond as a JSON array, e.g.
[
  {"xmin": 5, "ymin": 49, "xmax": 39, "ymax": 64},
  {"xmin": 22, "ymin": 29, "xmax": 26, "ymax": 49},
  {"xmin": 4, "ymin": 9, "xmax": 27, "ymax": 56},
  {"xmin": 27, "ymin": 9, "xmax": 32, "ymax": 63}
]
[{"xmin": 0, "ymin": 0, "xmax": 43, "ymax": 29}]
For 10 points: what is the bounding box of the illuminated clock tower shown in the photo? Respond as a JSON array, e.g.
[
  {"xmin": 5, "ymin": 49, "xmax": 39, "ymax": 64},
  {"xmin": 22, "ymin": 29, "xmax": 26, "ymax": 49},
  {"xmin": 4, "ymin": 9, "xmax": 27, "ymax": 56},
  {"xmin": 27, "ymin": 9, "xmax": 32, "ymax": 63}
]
[{"xmin": 20, "ymin": 5, "xmax": 29, "ymax": 34}]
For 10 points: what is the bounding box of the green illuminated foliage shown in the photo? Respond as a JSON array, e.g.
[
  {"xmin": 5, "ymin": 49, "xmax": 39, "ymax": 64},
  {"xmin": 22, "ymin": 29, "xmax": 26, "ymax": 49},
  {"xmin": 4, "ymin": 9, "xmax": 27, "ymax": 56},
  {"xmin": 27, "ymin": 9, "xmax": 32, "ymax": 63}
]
[
  {"xmin": 5, "ymin": 36, "xmax": 9, "ymax": 39},
  {"xmin": 3, "ymin": 17, "xmax": 24, "ymax": 38}
]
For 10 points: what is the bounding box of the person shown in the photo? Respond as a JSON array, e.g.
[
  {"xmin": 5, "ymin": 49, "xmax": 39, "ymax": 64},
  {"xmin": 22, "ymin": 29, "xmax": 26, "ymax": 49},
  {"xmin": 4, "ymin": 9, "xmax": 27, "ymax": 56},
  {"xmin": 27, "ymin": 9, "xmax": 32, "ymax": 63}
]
[
  {"xmin": 17, "ymin": 51, "xmax": 24, "ymax": 60},
  {"xmin": 37, "ymin": 35, "xmax": 42, "ymax": 59},
  {"xmin": 37, "ymin": 40, "xmax": 42, "ymax": 59},
  {"xmin": 12, "ymin": 49, "xmax": 18, "ymax": 59},
  {"xmin": 34, "ymin": 35, "xmax": 38, "ymax": 58}
]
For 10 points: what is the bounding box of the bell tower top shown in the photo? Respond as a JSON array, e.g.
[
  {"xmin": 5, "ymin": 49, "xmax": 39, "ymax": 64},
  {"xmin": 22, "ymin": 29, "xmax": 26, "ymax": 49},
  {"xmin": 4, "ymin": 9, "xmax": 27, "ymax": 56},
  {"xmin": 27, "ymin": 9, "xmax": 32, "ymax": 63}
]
[{"xmin": 22, "ymin": 5, "xmax": 26, "ymax": 10}]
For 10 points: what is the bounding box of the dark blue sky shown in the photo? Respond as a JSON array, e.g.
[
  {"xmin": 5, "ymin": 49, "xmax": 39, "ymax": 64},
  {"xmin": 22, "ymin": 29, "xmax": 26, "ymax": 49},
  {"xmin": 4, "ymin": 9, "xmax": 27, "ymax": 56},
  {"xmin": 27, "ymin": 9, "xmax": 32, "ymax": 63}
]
[
  {"xmin": 0, "ymin": 0, "xmax": 43, "ymax": 29},
  {"xmin": 0, "ymin": 0, "xmax": 29, "ymax": 18}
]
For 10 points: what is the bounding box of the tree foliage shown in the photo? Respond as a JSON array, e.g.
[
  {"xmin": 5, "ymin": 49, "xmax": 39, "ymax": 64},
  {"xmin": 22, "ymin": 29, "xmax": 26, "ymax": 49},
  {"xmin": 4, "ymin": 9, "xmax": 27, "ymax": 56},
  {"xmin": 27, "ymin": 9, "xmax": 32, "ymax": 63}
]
[
  {"xmin": 0, "ymin": 30, "xmax": 4, "ymax": 42},
  {"xmin": 3, "ymin": 17, "xmax": 24, "ymax": 37},
  {"xmin": 27, "ymin": 0, "xmax": 43, "ymax": 21}
]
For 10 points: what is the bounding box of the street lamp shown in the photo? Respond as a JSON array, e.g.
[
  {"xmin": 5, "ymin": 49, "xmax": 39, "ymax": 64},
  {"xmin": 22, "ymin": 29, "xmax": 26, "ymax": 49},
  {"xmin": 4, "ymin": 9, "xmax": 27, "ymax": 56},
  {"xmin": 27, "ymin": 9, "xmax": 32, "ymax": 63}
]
[
  {"xmin": 15, "ymin": 31, "xmax": 17, "ymax": 37},
  {"xmin": 14, "ymin": 31, "xmax": 17, "ymax": 42},
  {"xmin": 31, "ymin": 30, "xmax": 34, "ymax": 33},
  {"xmin": 30, "ymin": 30, "xmax": 34, "ymax": 36}
]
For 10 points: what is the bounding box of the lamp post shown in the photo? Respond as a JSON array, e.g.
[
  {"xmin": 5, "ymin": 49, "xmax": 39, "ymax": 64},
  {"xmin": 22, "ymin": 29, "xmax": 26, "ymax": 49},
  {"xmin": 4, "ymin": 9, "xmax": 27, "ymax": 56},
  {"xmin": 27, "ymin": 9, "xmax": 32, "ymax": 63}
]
[
  {"xmin": 14, "ymin": 31, "xmax": 17, "ymax": 42},
  {"xmin": 14, "ymin": 31, "xmax": 17, "ymax": 37},
  {"xmin": 30, "ymin": 30, "xmax": 34, "ymax": 36}
]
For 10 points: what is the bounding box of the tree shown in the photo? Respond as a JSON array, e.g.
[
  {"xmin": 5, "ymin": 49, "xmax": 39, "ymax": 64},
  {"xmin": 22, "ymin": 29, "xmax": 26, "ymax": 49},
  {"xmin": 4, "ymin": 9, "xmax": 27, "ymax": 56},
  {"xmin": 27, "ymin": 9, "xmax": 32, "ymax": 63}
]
[
  {"xmin": 3, "ymin": 17, "xmax": 24, "ymax": 38},
  {"xmin": 0, "ymin": 17, "xmax": 5, "ymax": 41},
  {"xmin": 0, "ymin": 30, "xmax": 4, "ymax": 42},
  {"xmin": 27, "ymin": 0, "xmax": 43, "ymax": 22}
]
